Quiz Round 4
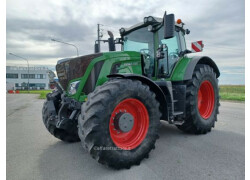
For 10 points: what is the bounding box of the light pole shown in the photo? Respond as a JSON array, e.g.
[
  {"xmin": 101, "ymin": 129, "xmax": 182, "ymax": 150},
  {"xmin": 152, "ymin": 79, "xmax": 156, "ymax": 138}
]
[
  {"xmin": 9, "ymin": 53, "xmax": 30, "ymax": 92},
  {"xmin": 51, "ymin": 38, "xmax": 79, "ymax": 57}
]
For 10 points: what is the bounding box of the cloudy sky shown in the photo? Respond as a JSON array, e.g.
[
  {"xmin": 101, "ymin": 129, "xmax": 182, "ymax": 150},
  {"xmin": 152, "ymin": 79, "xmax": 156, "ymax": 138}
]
[{"xmin": 6, "ymin": 0, "xmax": 245, "ymax": 84}]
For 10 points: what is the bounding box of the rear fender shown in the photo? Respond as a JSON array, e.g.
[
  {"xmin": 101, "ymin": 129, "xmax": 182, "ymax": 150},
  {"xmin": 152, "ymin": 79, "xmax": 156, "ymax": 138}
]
[{"xmin": 184, "ymin": 56, "xmax": 220, "ymax": 80}]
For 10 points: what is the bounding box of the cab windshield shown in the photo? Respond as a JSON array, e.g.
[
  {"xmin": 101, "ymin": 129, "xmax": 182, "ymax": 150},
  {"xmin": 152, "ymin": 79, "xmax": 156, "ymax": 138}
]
[
  {"xmin": 123, "ymin": 27, "xmax": 154, "ymax": 53},
  {"xmin": 123, "ymin": 27, "xmax": 155, "ymax": 77}
]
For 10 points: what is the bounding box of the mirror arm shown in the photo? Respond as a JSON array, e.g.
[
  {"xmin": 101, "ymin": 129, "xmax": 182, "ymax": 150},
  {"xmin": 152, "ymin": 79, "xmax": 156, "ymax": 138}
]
[{"xmin": 179, "ymin": 49, "xmax": 192, "ymax": 56}]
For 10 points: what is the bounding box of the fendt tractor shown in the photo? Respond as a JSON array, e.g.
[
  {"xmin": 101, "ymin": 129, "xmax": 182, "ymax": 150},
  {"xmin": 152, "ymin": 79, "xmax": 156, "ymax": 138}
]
[{"xmin": 42, "ymin": 12, "xmax": 220, "ymax": 169}]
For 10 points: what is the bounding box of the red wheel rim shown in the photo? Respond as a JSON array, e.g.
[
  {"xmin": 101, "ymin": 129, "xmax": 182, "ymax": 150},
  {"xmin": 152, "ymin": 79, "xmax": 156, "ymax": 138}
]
[
  {"xmin": 109, "ymin": 98, "xmax": 149, "ymax": 150},
  {"xmin": 198, "ymin": 80, "xmax": 215, "ymax": 119}
]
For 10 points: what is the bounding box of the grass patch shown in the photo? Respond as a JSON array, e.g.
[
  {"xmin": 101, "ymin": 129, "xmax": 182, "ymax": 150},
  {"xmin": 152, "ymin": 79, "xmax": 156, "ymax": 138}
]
[
  {"xmin": 18, "ymin": 90, "xmax": 52, "ymax": 99},
  {"xmin": 17, "ymin": 85, "xmax": 245, "ymax": 102},
  {"xmin": 219, "ymin": 85, "xmax": 245, "ymax": 102}
]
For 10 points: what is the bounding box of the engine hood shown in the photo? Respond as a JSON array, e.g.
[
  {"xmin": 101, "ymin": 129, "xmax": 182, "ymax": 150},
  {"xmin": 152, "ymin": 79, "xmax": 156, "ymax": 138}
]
[
  {"xmin": 56, "ymin": 51, "xmax": 141, "ymax": 90},
  {"xmin": 56, "ymin": 53, "xmax": 103, "ymax": 90}
]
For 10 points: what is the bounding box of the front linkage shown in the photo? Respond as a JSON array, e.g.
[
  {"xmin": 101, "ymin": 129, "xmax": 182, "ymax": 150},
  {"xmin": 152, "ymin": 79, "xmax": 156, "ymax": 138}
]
[{"xmin": 43, "ymin": 83, "xmax": 81, "ymax": 142}]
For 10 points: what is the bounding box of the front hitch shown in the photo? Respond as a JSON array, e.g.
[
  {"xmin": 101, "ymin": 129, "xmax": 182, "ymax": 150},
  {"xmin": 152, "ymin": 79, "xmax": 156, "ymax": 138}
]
[{"xmin": 46, "ymin": 94, "xmax": 82, "ymax": 132}]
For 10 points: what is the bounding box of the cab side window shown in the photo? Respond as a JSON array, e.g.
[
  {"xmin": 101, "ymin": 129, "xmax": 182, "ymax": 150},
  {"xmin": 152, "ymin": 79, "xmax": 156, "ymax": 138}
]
[
  {"xmin": 178, "ymin": 31, "xmax": 186, "ymax": 51},
  {"xmin": 158, "ymin": 30, "xmax": 180, "ymax": 75}
]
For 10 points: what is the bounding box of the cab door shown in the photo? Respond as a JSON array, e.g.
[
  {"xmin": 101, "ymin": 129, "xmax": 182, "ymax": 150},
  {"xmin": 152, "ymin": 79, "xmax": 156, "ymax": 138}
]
[{"xmin": 157, "ymin": 29, "xmax": 181, "ymax": 77}]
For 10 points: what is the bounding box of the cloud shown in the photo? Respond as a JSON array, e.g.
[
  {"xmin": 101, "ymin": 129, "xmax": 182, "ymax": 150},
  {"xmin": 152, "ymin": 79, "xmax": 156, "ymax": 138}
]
[{"xmin": 6, "ymin": 0, "xmax": 245, "ymax": 84}]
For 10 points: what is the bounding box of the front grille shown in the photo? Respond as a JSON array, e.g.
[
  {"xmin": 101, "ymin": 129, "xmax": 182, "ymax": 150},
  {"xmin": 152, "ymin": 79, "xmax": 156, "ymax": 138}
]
[
  {"xmin": 83, "ymin": 61, "xmax": 104, "ymax": 94},
  {"xmin": 56, "ymin": 53, "xmax": 102, "ymax": 90}
]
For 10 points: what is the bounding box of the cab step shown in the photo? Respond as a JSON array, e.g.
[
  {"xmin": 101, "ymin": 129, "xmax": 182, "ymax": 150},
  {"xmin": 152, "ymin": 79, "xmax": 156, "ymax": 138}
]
[
  {"xmin": 173, "ymin": 111, "xmax": 183, "ymax": 116},
  {"xmin": 173, "ymin": 120, "xmax": 184, "ymax": 125}
]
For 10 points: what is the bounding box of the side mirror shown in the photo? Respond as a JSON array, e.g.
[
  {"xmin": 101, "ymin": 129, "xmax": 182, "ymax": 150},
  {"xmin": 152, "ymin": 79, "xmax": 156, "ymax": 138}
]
[{"xmin": 164, "ymin": 13, "xmax": 175, "ymax": 39}]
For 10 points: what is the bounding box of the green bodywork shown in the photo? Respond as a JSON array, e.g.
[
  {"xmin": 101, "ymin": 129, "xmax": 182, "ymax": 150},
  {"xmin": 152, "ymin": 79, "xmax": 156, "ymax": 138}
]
[
  {"xmin": 66, "ymin": 51, "xmax": 193, "ymax": 102},
  {"xmin": 68, "ymin": 51, "xmax": 143, "ymax": 102},
  {"xmin": 167, "ymin": 56, "xmax": 192, "ymax": 81}
]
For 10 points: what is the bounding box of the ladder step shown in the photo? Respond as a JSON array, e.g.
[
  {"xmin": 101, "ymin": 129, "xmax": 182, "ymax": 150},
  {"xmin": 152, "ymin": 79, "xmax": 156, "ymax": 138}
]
[
  {"xmin": 173, "ymin": 111, "xmax": 183, "ymax": 116},
  {"xmin": 173, "ymin": 120, "xmax": 184, "ymax": 125}
]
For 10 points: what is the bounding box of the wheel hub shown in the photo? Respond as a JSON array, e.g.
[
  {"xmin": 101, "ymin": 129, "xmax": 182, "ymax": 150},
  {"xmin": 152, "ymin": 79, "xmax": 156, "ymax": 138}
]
[
  {"xmin": 109, "ymin": 98, "xmax": 149, "ymax": 150},
  {"xmin": 114, "ymin": 112, "xmax": 134, "ymax": 133}
]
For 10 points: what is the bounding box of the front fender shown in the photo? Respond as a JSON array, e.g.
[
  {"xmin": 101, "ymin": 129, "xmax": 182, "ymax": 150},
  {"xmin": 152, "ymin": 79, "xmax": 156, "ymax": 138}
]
[{"xmin": 107, "ymin": 73, "xmax": 169, "ymax": 120}]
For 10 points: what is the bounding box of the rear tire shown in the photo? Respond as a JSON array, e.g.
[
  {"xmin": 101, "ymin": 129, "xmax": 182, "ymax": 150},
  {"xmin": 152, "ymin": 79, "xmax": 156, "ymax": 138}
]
[
  {"xmin": 78, "ymin": 79, "xmax": 161, "ymax": 169},
  {"xmin": 42, "ymin": 91, "xmax": 80, "ymax": 142},
  {"xmin": 176, "ymin": 64, "xmax": 219, "ymax": 134}
]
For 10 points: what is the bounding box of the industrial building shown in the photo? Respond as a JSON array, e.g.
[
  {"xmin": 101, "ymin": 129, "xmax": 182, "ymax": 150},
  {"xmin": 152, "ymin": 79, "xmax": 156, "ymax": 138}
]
[{"xmin": 6, "ymin": 66, "xmax": 51, "ymax": 90}]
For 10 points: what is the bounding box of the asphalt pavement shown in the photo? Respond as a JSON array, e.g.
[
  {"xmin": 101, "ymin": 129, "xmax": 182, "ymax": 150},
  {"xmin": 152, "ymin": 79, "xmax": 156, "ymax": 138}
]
[{"xmin": 6, "ymin": 94, "xmax": 245, "ymax": 180}]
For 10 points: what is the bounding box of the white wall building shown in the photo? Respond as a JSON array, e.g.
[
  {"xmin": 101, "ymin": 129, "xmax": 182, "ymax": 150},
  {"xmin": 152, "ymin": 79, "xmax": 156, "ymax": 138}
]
[{"xmin": 6, "ymin": 66, "xmax": 51, "ymax": 90}]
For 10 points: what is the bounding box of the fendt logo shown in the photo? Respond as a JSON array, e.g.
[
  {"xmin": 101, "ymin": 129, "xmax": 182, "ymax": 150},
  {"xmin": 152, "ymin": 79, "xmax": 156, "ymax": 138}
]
[{"xmin": 191, "ymin": 41, "xmax": 203, "ymax": 52}]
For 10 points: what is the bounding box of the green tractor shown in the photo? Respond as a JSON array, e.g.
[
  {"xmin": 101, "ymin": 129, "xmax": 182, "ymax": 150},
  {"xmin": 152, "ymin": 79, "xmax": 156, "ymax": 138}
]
[{"xmin": 42, "ymin": 12, "xmax": 220, "ymax": 169}]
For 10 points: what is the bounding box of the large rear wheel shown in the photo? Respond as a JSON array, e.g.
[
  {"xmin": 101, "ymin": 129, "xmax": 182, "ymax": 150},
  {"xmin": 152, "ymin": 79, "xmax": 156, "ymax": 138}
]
[
  {"xmin": 78, "ymin": 79, "xmax": 161, "ymax": 169},
  {"xmin": 176, "ymin": 64, "xmax": 219, "ymax": 134}
]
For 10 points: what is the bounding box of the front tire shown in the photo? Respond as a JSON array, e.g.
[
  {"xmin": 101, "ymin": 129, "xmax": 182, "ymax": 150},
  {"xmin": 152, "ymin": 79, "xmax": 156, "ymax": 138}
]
[
  {"xmin": 42, "ymin": 91, "xmax": 80, "ymax": 142},
  {"xmin": 177, "ymin": 64, "xmax": 219, "ymax": 134},
  {"xmin": 78, "ymin": 79, "xmax": 161, "ymax": 169}
]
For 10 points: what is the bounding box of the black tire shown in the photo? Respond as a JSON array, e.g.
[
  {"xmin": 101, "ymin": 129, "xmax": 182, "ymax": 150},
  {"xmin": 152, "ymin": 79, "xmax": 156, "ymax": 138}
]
[
  {"xmin": 78, "ymin": 79, "xmax": 161, "ymax": 169},
  {"xmin": 42, "ymin": 92, "xmax": 80, "ymax": 142},
  {"xmin": 176, "ymin": 64, "xmax": 219, "ymax": 134}
]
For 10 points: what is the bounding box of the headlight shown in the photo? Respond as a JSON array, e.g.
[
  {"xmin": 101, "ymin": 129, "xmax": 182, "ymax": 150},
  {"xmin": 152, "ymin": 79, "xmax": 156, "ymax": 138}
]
[
  {"xmin": 147, "ymin": 16, "xmax": 153, "ymax": 22},
  {"xmin": 148, "ymin": 25, "xmax": 153, "ymax": 32},
  {"xmin": 68, "ymin": 81, "xmax": 80, "ymax": 95},
  {"xmin": 119, "ymin": 28, "xmax": 125, "ymax": 34}
]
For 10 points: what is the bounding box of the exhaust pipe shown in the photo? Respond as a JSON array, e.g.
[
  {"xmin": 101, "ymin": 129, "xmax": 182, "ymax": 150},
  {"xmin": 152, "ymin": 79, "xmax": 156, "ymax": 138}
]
[
  {"xmin": 107, "ymin": 31, "xmax": 116, "ymax": 51},
  {"xmin": 94, "ymin": 31, "xmax": 116, "ymax": 53}
]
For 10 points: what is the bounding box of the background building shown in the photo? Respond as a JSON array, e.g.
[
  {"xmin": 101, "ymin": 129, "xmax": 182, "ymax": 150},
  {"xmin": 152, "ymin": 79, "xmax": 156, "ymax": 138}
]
[{"xmin": 6, "ymin": 66, "xmax": 50, "ymax": 90}]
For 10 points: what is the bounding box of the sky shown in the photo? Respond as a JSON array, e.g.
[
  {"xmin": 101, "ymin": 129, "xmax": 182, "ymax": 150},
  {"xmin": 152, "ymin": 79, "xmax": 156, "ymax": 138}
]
[{"xmin": 6, "ymin": 0, "xmax": 245, "ymax": 84}]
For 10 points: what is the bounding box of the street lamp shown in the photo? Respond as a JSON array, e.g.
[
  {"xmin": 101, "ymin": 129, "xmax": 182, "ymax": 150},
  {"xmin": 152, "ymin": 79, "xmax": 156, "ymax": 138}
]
[
  {"xmin": 51, "ymin": 38, "xmax": 79, "ymax": 57},
  {"xmin": 9, "ymin": 53, "xmax": 30, "ymax": 92}
]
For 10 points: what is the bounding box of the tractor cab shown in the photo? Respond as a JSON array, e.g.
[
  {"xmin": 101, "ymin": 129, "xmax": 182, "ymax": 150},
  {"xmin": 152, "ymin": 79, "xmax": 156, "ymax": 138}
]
[{"xmin": 119, "ymin": 13, "xmax": 190, "ymax": 79}]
